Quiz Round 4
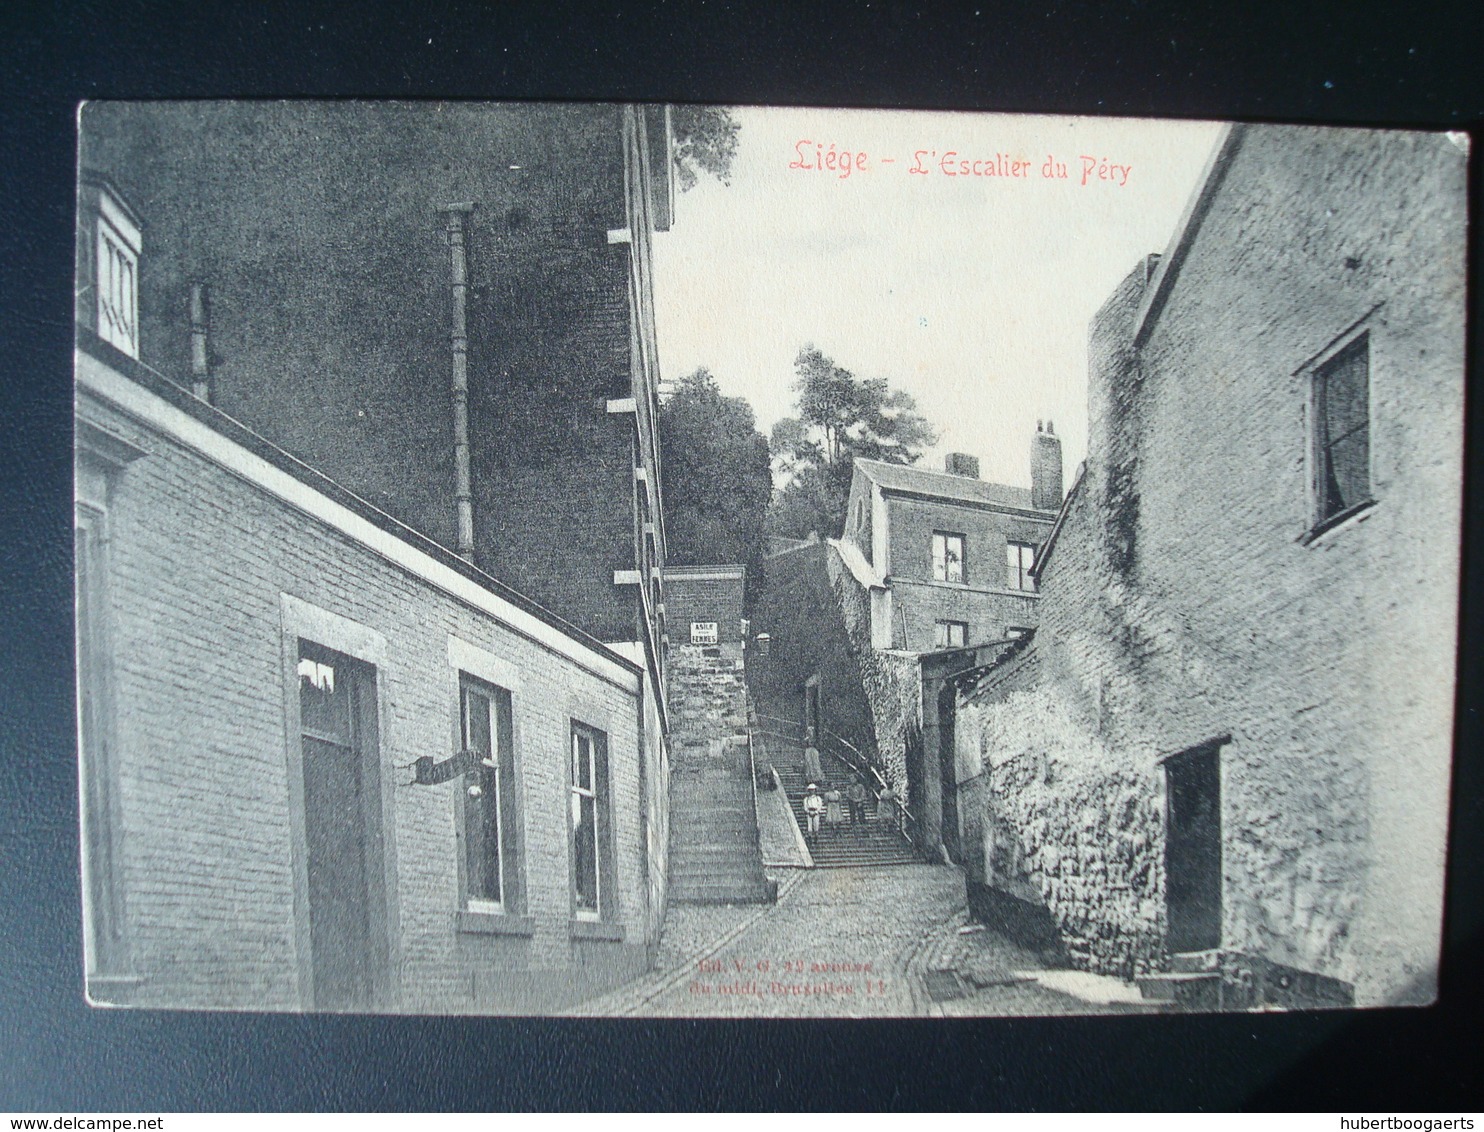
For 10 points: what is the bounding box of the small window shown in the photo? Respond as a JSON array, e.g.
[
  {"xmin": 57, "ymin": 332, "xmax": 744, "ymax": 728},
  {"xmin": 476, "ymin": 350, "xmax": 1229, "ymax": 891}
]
[
  {"xmin": 932, "ymin": 531, "xmax": 966, "ymax": 583},
  {"xmin": 1311, "ymin": 335, "xmax": 1372, "ymax": 528},
  {"xmin": 1006, "ymin": 541, "xmax": 1038, "ymax": 592},
  {"xmin": 570, "ymin": 723, "xmax": 611, "ymax": 919},
  {"xmin": 461, "ymin": 675, "xmax": 515, "ymax": 911},
  {"xmin": 85, "ymin": 181, "xmax": 142, "ymax": 360},
  {"xmin": 934, "ymin": 620, "xmax": 968, "ymax": 649}
]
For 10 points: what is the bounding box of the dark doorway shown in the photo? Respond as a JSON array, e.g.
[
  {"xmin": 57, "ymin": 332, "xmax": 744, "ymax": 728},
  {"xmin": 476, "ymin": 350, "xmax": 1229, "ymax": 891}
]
[
  {"xmin": 1164, "ymin": 742, "xmax": 1223, "ymax": 953},
  {"xmin": 938, "ymin": 682, "xmax": 960, "ymax": 863},
  {"xmin": 298, "ymin": 641, "xmax": 381, "ymax": 1010}
]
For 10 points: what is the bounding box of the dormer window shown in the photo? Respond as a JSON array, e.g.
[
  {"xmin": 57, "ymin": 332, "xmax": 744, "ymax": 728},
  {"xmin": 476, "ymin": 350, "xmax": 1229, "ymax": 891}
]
[{"xmin": 79, "ymin": 176, "xmax": 142, "ymax": 359}]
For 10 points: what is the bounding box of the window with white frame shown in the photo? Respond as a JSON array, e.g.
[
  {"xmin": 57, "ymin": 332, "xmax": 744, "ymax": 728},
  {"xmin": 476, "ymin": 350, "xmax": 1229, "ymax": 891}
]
[
  {"xmin": 1006, "ymin": 541, "xmax": 1038, "ymax": 591},
  {"xmin": 570, "ymin": 723, "xmax": 610, "ymax": 919},
  {"xmin": 934, "ymin": 620, "xmax": 968, "ymax": 649},
  {"xmin": 93, "ymin": 188, "xmax": 142, "ymax": 359},
  {"xmin": 1310, "ymin": 334, "xmax": 1372, "ymax": 529},
  {"xmin": 932, "ymin": 531, "xmax": 966, "ymax": 583},
  {"xmin": 460, "ymin": 674, "xmax": 515, "ymax": 911}
]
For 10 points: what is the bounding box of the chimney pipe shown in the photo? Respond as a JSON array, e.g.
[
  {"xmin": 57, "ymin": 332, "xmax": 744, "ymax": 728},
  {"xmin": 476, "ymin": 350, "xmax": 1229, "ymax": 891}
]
[
  {"xmin": 944, "ymin": 452, "xmax": 980, "ymax": 478},
  {"xmin": 1031, "ymin": 420, "xmax": 1063, "ymax": 511},
  {"xmin": 440, "ymin": 202, "xmax": 477, "ymax": 561},
  {"xmin": 189, "ymin": 282, "xmax": 212, "ymax": 403}
]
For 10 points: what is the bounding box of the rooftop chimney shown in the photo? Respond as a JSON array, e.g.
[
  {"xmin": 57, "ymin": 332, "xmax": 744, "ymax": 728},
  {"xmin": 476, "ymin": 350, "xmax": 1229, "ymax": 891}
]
[
  {"xmin": 944, "ymin": 452, "xmax": 980, "ymax": 479},
  {"xmin": 1031, "ymin": 420, "xmax": 1063, "ymax": 511}
]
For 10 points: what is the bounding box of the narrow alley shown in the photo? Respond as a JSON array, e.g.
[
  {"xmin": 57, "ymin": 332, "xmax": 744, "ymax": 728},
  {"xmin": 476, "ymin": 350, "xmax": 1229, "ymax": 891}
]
[{"xmin": 570, "ymin": 864, "xmax": 1110, "ymax": 1018}]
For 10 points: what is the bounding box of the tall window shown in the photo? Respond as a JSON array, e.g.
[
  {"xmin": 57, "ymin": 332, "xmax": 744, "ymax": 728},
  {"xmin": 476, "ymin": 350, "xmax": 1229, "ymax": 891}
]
[
  {"xmin": 934, "ymin": 620, "xmax": 968, "ymax": 649},
  {"xmin": 1006, "ymin": 541, "xmax": 1038, "ymax": 592},
  {"xmin": 1312, "ymin": 335, "xmax": 1371, "ymax": 527},
  {"xmin": 461, "ymin": 675, "xmax": 514, "ymax": 911},
  {"xmin": 570, "ymin": 723, "xmax": 609, "ymax": 919},
  {"xmin": 932, "ymin": 531, "xmax": 966, "ymax": 583}
]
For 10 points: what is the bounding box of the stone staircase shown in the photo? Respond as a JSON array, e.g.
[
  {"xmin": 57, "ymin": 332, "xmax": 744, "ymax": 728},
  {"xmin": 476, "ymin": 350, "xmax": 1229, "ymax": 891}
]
[
  {"xmin": 1135, "ymin": 950, "xmax": 1223, "ymax": 1011},
  {"xmin": 774, "ymin": 758, "xmax": 918, "ymax": 869},
  {"xmin": 668, "ymin": 763, "xmax": 775, "ymax": 903},
  {"xmin": 666, "ymin": 643, "xmax": 774, "ymax": 905}
]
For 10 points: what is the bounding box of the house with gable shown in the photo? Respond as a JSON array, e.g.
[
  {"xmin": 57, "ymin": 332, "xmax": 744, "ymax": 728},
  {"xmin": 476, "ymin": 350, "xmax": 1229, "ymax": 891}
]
[{"xmin": 952, "ymin": 123, "xmax": 1465, "ymax": 1009}]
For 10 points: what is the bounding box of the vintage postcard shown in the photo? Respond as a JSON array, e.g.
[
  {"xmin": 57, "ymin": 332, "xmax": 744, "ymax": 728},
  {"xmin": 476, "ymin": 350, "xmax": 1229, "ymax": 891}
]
[{"xmin": 73, "ymin": 102, "xmax": 1465, "ymax": 1016}]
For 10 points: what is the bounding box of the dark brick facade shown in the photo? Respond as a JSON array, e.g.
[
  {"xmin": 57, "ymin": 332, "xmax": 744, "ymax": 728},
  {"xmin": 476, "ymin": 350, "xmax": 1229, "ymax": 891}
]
[
  {"xmin": 662, "ymin": 565, "xmax": 746, "ymax": 646},
  {"xmin": 841, "ymin": 458, "xmax": 1057, "ymax": 653},
  {"xmin": 956, "ymin": 125, "xmax": 1465, "ymax": 1007},
  {"xmin": 79, "ymin": 101, "xmax": 669, "ymax": 650}
]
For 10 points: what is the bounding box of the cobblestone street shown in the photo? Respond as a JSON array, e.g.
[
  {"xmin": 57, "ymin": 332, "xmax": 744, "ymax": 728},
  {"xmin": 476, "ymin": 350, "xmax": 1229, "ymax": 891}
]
[{"xmin": 570, "ymin": 865, "xmax": 1098, "ymax": 1017}]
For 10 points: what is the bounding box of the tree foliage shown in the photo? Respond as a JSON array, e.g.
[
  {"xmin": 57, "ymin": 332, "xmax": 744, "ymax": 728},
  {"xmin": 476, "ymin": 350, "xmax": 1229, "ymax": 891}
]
[
  {"xmin": 659, "ymin": 368, "xmax": 772, "ymax": 601},
  {"xmin": 768, "ymin": 346, "xmax": 937, "ymax": 540},
  {"xmin": 671, "ymin": 105, "xmax": 740, "ymax": 192}
]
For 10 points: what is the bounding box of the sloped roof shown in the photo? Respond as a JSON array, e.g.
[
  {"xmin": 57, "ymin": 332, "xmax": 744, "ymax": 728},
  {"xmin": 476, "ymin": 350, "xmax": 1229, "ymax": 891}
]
[
  {"xmin": 1028, "ymin": 460, "xmax": 1087, "ymax": 580},
  {"xmin": 853, "ymin": 457, "xmax": 1044, "ymax": 513},
  {"xmin": 828, "ymin": 537, "xmax": 885, "ymax": 590}
]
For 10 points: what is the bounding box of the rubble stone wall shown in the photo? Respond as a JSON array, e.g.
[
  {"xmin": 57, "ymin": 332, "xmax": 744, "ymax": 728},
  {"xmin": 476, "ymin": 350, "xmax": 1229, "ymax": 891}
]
[{"xmin": 829, "ymin": 546, "xmax": 918, "ymax": 807}]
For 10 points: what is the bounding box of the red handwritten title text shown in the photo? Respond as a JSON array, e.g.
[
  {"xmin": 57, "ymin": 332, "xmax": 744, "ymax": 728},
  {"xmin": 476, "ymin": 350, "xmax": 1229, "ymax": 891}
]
[{"xmin": 789, "ymin": 139, "xmax": 1132, "ymax": 187}]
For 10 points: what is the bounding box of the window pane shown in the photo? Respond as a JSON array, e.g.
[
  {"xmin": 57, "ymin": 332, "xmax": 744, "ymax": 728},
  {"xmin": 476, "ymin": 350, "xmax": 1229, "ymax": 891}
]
[
  {"xmin": 1325, "ymin": 426, "xmax": 1370, "ymax": 517},
  {"xmin": 945, "ymin": 535, "xmax": 963, "ymax": 583},
  {"xmin": 574, "ymin": 794, "xmax": 598, "ymax": 911},
  {"xmin": 932, "ymin": 534, "xmax": 946, "ymax": 581},
  {"xmin": 463, "ymin": 687, "xmax": 492, "ymax": 756},
  {"xmin": 465, "ymin": 763, "xmax": 502, "ymax": 903},
  {"xmin": 299, "ymin": 649, "xmax": 351, "ymax": 742},
  {"xmin": 1317, "ymin": 338, "xmax": 1371, "ymax": 522},
  {"xmin": 573, "ymin": 732, "xmax": 593, "ymax": 791},
  {"xmin": 1322, "ymin": 341, "xmax": 1369, "ymax": 442}
]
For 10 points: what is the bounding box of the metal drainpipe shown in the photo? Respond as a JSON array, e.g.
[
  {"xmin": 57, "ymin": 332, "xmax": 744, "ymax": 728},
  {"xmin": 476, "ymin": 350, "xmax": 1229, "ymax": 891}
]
[
  {"xmin": 440, "ymin": 202, "xmax": 477, "ymax": 560},
  {"xmin": 189, "ymin": 282, "xmax": 211, "ymax": 403}
]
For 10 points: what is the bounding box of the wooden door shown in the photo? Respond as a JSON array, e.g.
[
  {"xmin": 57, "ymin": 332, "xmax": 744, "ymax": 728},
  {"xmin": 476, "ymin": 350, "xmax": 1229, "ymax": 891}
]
[
  {"xmin": 1164, "ymin": 744, "xmax": 1222, "ymax": 954},
  {"xmin": 298, "ymin": 642, "xmax": 377, "ymax": 1010}
]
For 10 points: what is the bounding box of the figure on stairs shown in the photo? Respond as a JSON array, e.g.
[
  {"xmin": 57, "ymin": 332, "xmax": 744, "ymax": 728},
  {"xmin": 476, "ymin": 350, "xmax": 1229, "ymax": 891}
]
[
  {"xmin": 803, "ymin": 740, "xmax": 824, "ymax": 784},
  {"xmin": 824, "ymin": 785, "xmax": 844, "ymax": 828},
  {"xmin": 846, "ymin": 776, "xmax": 868, "ymax": 824},
  {"xmin": 803, "ymin": 783, "xmax": 824, "ymax": 838}
]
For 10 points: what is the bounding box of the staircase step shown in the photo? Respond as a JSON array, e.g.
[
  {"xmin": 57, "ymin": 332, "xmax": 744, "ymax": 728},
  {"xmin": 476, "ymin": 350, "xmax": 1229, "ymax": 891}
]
[
  {"xmin": 1136, "ymin": 972, "xmax": 1221, "ymax": 1009},
  {"xmin": 670, "ymin": 881, "xmax": 775, "ymax": 904},
  {"xmin": 1169, "ymin": 950, "xmax": 1222, "ymax": 974}
]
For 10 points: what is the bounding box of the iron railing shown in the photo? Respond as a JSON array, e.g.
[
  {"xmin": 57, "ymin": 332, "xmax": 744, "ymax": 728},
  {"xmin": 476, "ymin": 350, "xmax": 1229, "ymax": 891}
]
[{"xmin": 756, "ymin": 710, "xmax": 919, "ymax": 847}]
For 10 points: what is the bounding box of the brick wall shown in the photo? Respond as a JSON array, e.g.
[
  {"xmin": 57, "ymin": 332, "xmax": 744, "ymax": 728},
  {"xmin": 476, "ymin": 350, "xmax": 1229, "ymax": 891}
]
[
  {"xmin": 663, "ymin": 567, "xmax": 746, "ymax": 645},
  {"xmin": 883, "ymin": 495, "xmax": 1052, "ymax": 650},
  {"xmin": 958, "ymin": 125, "xmax": 1464, "ymax": 1006},
  {"xmin": 77, "ymin": 361, "xmax": 657, "ymax": 1013}
]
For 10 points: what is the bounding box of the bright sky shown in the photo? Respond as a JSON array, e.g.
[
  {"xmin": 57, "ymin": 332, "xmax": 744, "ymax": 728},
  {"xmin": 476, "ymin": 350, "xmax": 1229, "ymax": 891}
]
[{"xmin": 653, "ymin": 106, "xmax": 1223, "ymax": 490}]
